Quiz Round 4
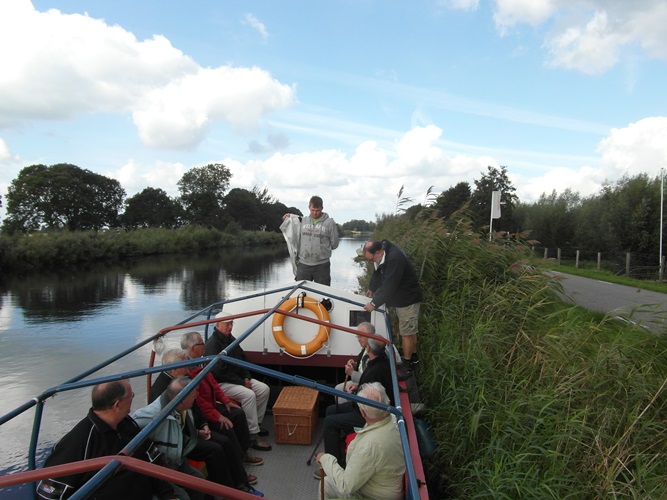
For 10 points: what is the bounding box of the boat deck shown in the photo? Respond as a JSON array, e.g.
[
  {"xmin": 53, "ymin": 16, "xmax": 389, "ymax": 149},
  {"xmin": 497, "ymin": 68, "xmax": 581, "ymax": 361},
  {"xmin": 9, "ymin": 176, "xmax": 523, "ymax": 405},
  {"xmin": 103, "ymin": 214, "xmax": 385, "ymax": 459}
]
[{"xmin": 250, "ymin": 412, "xmax": 324, "ymax": 499}]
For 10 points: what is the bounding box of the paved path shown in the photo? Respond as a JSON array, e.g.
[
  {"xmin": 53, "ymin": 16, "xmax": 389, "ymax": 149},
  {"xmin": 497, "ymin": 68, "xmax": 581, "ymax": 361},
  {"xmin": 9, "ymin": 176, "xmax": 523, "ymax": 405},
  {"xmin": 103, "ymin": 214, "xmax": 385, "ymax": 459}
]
[{"xmin": 549, "ymin": 271, "xmax": 667, "ymax": 333}]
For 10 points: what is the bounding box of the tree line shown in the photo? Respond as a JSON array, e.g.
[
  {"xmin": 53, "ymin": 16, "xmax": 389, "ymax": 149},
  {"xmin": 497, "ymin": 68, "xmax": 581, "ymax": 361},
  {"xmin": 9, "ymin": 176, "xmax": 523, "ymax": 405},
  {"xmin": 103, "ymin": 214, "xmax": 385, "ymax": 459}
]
[
  {"xmin": 2, "ymin": 162, "xmax": 664, "ymax": 260},
  {"xmin": 1, "ymin": 163, "xmax": 300, "ymax": 234}
]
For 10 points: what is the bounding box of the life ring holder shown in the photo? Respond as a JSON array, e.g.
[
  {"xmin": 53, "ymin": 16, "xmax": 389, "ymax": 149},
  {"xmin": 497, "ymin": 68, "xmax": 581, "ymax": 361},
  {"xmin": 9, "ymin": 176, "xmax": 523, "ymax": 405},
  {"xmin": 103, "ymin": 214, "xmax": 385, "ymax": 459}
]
[{"xmin": 272, "ymin": 295, "xmax": 331, "ymax": 357}]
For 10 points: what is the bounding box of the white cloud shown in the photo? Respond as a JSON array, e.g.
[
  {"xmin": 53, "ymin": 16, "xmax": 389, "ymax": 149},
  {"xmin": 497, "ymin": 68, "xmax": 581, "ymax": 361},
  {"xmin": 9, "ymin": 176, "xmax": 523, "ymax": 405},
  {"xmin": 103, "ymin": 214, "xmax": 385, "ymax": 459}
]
[
  {"xmin": 132, "ymin": 66, "xmax": 294, "ymax": 149},
  {"xmin": 516, "ymin": 117, "xmax": 667, "ymax": 202},
  {"xmin": 438, "ymin": 0, "xmax": 479, "ymax": 11},
  {"xmin": 494, "ymin": 0, "xmax": 555, "ymax": 32},
  {"xmin": 111, "ymin": 160, "xmax": 187, "ymax": 198},
  {"xmin": 491, "ymin": 0, "xmax": 667, "ymax": 73},
  {"xmin": 0, "ymin": 2, "xmax": 294, "ymax": 148},
  {"xmin": 597, "ymin": 117, "xmax": 667, "ymax": 177},
  {"xmin": 244, "ymin": 13, "xmax": 269, "ymax": 40}
]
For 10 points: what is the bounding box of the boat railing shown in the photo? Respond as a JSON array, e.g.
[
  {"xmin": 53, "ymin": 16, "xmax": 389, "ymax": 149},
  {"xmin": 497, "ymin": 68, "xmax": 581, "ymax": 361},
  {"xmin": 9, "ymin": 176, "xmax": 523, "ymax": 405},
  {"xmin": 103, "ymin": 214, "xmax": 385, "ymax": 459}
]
[
  {"xmin": 1, "ymin": 282, "xmax": 427, "ymax": 499},
  {"xmin": 0, "ymin": 454, "xmax": 260, "ymax": 500}
]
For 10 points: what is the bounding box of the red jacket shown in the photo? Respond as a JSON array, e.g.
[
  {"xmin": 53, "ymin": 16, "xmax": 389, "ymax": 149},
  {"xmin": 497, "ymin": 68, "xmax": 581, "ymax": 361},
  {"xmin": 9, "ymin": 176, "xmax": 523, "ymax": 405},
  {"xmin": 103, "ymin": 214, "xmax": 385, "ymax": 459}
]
[{"xmin": 189, "ymin": 366, "xmax": 231, "ymax": 423}]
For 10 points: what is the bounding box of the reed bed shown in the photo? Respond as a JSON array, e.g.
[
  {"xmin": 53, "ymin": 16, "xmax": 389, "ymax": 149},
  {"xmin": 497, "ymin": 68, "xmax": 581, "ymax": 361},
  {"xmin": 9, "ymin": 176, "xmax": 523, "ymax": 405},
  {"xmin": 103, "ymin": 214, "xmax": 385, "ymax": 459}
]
[
  {"xmin": 375, "ymin": 212, "xmax": 667, "ymax": 498},
  {"xmin": 0, "ymin": 226, "xmax": 283, "ymax": 274}
]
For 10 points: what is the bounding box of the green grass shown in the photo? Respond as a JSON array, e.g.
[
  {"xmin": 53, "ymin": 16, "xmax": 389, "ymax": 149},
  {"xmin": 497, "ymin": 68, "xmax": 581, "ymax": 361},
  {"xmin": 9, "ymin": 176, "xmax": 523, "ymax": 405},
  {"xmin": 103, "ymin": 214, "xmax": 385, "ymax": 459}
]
[
  {"xmin": 371, "ymin": 211, "xmax": 667, "ymax": 498},
  {"xmin": 537, "ymin": 260, "xmax": 667, "ymax": 294}
]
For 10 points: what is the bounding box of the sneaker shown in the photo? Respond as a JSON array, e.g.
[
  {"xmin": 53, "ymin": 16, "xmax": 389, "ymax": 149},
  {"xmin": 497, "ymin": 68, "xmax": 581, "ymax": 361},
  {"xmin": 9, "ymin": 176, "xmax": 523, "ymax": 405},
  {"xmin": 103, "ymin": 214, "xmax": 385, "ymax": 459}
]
[
  {"xmin": 247, "ymin": 474, "xmax": 258, "ymax": 485},
  {"xmin": 243, "ymin": 454, "xmax": 264, "ymax": 466},
  {"xmin": 257, "ymin": 427, "xmax": 269, "ymax": 437},
  {"xmin": 251, "ymin": 438, "xmax": 272, "ymax": 451},
  {"xmin": 239, "ymin": 484, "xmax": 264, "ymax": 497}
]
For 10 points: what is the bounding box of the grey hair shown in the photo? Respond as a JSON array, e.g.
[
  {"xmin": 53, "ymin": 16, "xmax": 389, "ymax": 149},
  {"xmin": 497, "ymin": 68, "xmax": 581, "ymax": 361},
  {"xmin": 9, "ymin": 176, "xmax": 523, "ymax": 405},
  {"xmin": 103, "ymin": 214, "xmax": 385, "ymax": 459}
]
[
  {"xmin": 162, "ymin": 348, "xmax": 187, "ymax": 366},
  {"xmin": 367, "ymin": 337, "xmax": 386, "ymax": 356},
  {"xmin": 180, "ymin": 331, "xmax": 203, "ymax": 350},
  {"xmin": 357, "ymin": 382, "xmax": 390, "ymax": 419},
  {"xmin": 357, "ymin": 321, "xmax": 376, "ymax": 334},
  {"xmin": 166, "ymin": 376, "xmax": 192, "ymax": 400}
]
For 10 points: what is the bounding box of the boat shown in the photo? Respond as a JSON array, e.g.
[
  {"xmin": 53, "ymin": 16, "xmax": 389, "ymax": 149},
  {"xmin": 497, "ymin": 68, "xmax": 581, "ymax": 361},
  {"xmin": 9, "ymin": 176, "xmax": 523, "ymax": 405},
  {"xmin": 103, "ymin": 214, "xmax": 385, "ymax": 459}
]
[{"xmin": 0, "ymin": 280, "xmax": 430, "ymax": 499}]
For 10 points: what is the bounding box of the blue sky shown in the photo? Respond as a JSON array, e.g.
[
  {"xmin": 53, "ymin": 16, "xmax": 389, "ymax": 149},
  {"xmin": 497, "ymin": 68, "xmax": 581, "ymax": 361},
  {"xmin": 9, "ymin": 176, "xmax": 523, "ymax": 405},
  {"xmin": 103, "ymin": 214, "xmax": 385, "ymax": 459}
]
[{"xmin": 1, "ymin": 0, "xmax": 666, "ymax": 224}]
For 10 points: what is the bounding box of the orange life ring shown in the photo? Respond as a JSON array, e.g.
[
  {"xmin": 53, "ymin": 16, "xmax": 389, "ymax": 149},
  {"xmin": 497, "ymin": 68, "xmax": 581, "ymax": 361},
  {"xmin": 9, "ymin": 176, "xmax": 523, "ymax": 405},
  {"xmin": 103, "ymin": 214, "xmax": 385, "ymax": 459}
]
[{"xmin": 272, "ymin": 297, "xmax": 331, "ymax": 356}]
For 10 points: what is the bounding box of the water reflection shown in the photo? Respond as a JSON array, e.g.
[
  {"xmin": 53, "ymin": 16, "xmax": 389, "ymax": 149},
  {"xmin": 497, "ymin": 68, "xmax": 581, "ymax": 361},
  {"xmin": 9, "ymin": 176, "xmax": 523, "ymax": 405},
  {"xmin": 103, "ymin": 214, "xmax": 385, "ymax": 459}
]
[{"xmin": 0, "ymin": 238, "xmax": 366, "ymax": 487}]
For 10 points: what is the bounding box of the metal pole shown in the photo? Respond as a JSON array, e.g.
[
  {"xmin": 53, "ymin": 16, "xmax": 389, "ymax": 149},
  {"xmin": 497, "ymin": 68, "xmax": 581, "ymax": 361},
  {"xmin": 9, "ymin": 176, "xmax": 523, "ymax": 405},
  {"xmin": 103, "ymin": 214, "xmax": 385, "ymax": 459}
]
[{"xmin": 660, "ymin": 168, "xmax": 664, "ymax": 281}]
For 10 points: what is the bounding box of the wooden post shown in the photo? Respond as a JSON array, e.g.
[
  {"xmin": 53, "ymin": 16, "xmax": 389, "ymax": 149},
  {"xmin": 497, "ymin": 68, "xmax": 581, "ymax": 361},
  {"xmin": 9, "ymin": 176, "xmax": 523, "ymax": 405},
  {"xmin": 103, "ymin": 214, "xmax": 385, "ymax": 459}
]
[
  {"xmin": 597, "ymin": 252, "xmax": 601, "ymax": 272},
  {"xmin": 544, "ymin": 248, "xmax": 548, "ymax": 259},
  {"xmin": 575, "ymin": 250, "xmax": 580, "ymax": 268},
  {"xmin": 626, "ymin": 252, "xmax": 631, "ymax": 276},
  {"xmin": 557, "ymin": 248, "xmax": 561, "ymax": 265}
]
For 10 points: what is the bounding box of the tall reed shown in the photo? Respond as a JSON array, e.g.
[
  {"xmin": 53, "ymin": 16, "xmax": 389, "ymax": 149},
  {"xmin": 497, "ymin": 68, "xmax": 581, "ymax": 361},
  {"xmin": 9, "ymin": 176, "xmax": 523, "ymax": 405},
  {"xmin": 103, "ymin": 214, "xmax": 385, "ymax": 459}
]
[{"xmin": 376, "ymin": 211, "xmax": 667, "ymax": 497}]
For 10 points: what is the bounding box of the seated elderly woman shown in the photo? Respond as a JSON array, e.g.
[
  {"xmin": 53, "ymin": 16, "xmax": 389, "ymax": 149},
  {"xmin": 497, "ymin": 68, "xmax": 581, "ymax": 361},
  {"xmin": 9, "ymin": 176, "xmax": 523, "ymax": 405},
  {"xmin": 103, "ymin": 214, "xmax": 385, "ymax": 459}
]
[{"xmin": 316, "ymin": 382, "xmax": 406, "ymax": 499}]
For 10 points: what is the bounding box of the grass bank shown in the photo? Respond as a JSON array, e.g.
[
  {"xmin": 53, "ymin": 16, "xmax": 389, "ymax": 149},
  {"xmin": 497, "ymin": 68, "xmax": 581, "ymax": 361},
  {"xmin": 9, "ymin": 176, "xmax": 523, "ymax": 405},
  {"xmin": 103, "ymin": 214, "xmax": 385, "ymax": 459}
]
[
  {"xmin": 537, "ymin": 260, "xmax": 667, "ymax": 294},
  {"xmin": 371, "ymin": 213, "xmax": 667, "ymax": 498},
  {"xmin": 0, "ymin": 226, "xmax": 284, "ymax": 275}
]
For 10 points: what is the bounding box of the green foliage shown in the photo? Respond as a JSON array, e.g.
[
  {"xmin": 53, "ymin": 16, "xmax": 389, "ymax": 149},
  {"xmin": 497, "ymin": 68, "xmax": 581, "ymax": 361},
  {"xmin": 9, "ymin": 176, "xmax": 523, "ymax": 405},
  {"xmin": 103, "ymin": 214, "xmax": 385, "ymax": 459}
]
[
  {"xmin": 177, "ymin": 163, "xmax": 232, "ymax": 228},
  {"xmin": 373, "ymin": 209, "xmax": 667, "ymax": 498},
  {"xmin": 341, "ymin": 219, "xmax": 376, "ymax": 232},
  {"xmin": 470, "ymin": 165, "xmax": 518, "ymax": 232},
  {"xmin": 122, "ymin": 187, "xmax": 183, "ymax": 229},
  {"xmin": 434, "ymin": 181, "xmax": 472, "ymax": 220},
  {"xmin": 0, "ymin": 227, "xmax": 284, "ymax": 274},
  {"xmin": 3, "ymin": 163, "xmax": 125, "ymax": 233}
]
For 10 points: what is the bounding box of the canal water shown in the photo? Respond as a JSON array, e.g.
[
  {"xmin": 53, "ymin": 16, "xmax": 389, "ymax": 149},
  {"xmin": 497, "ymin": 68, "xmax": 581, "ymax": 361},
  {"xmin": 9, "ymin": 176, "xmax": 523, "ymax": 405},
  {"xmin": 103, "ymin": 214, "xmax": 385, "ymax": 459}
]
[{"xmin": 0, "ymin": 237, "xmax": 367, "ymax": 491}]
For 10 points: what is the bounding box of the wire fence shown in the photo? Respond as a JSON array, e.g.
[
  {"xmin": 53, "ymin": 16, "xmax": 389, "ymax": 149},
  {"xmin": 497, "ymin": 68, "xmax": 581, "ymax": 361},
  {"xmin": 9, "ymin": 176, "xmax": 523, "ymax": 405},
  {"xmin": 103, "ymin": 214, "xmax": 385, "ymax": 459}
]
[{"xmin": 531, "ymin": 246, "xmax": 665, "ymax": 281}]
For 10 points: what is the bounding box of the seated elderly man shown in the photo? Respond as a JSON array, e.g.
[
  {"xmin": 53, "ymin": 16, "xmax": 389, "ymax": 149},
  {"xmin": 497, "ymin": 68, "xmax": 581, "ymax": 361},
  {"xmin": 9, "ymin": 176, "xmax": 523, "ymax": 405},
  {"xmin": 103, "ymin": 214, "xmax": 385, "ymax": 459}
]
[
  {"xmin": 36, "ymin": 379, "xmax": 174, "ymax": 500},
  {"xmin": 133, "ymin": 377, "xmax": 263, "ymax": 498},
  {"xmin": 319, "ymin": 337, "xmax": 394, "ymax": 472},
  {"xmin": 181, "ymin": 331, "xmax": 262, "ymax": 466},
  {"xmin": 204, "ymin": 312, "xmax": 271, "ymax": 451},
  {"xmin": 149, "ymin": 348, "xmax": 192, "ymax": 403},
  {"xmin": 316, "ymin": 382, "xmax": 406, "ymax": 500}
]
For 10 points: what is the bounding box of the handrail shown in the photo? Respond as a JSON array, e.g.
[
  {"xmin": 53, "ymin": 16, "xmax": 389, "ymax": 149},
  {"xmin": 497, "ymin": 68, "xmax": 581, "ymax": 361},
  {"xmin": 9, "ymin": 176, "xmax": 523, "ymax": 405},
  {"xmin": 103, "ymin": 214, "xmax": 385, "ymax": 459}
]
[
  {"xmin": 1, "ymin": 281, "xmax": 425, "ymax": 500},
  {"xmin": 0, "ymin": 454, "xmax": 260, "ymax": 500}
]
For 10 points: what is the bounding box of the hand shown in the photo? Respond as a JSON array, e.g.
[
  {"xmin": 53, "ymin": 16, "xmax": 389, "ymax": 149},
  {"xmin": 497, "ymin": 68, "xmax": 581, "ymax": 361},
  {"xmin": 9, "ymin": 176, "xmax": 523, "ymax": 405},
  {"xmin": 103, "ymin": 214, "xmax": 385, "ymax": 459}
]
[
  {"xmin": 344, "ymin": 359, "xmax": 355, "ymax": 376},
  {"xmin": 363, "ymin": 302, "xmax": 375, "ymax": 312},
  {"xmin": 346, "ymin": 383, "xmax": 357, "ymax": 394},
  {"xmin": 282, "ymin": 213, "xmax": 291, "ymax": 219},
  {"xmin": 218, "ymin": 416, "xmax": 233, "ymax": 429},
  {"xmin": 198, "ymin": 425, "xmax": 211, "ymax": 441},
  {"xmin": 365, "ymin": 290, "xmax": 373, "ymax": 297},
  {"xmin": 225, "ymin": 401, "xmax": 240, "ymax": 411},
  {"xmin": 315, "ymin": 452, "xmax": 325, "ymax": 464}
]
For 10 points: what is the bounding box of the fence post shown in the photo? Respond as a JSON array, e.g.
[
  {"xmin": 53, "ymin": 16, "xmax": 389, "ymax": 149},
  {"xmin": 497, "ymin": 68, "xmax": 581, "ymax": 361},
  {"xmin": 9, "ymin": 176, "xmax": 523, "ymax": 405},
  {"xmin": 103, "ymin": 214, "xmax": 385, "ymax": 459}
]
[
  {"xmin": 626, "ymin": 252, "xmax": 631, "ymax": 276},
  {"xmin": 557, "ymin": 248, "xmax": 561, "ymax": 265},
  {"xmin": 544, "ymin": 248, "xmax": 548, "ymax": 259},
  {"xmin": 662, "ymin": 256, "xmax": 666, "ymax": 281},
  {"xmin": 597, "ymin": 252, "xmax": 601, "ymax": 272},
  {"xmin": 575, "ymin": 250, "xmax": 580, "ymax": 269}
]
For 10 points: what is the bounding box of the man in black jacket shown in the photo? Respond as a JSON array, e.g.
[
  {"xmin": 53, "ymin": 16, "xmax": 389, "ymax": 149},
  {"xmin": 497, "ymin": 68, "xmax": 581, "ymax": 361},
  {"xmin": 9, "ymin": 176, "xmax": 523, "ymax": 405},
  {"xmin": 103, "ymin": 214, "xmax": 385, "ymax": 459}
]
[
  {"xmin": 204, "ymin": 312, "xmax": 271, "ymax": 452},
  {"xmin": 37, "ymin": 379, "xmax": 175, "ymax": 500},
  {"xmin": 361, "ymin": 240, "xmax": 423, "ymax": 377},
  {"xmin": 318, "ymin": 337, "xmax": 394, "ymax": 472}
]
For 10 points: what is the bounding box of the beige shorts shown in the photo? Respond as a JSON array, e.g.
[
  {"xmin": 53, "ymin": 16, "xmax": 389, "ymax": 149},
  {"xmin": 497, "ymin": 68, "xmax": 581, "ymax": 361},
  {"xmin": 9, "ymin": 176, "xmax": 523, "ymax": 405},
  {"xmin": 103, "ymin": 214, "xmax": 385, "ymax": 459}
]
[{"xmin": 395, "ymin": 302, "xmax": 420, "ymax": 337}]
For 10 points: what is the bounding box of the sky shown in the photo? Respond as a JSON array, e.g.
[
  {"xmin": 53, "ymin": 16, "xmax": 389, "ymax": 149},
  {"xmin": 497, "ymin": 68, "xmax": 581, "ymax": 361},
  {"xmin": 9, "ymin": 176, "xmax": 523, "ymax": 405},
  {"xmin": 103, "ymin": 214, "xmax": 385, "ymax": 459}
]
[{"xmin": 1, "ymin": 0, "xmax": 666, "ymax": 225}]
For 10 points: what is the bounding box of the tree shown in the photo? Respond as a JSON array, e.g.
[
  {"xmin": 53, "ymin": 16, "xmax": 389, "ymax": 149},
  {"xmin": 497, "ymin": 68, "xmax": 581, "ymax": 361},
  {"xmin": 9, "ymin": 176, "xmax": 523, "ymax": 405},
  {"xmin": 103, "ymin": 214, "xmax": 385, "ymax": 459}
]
[
  {"xmin": 122, "ymin": 187, "xmax": 183, "ymax": 229},
  {"xmin": 470, "ymin": 166, "xmax": 518, "ymax": 232},
  {"xmin": 434, "ymin": 182, "xmax": 472, "ymax": 219},
  {"xmin": 515, "ymin": 189, "xmax": 579, "ymax": 248},
  {"xmin": 224, "ymin": 188, "xmax": 264, "ymax": 230},
  {"xmin": 177, "ymin": 163, "xmax": 232, "ymax": 228},
  {"xmin": 3, "ymin": 163, "xmax": 125, "ymax": 233}
]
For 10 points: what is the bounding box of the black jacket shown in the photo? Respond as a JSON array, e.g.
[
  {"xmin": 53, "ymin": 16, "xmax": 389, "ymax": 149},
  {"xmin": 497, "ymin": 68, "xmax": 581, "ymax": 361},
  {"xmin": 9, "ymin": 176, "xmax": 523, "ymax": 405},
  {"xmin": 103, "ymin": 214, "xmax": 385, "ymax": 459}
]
[
  {"xmin": 204, "ymin": 328, "xmax": 252, "ymax": 385},
  {"xmin": 356, "ymin": 353, "xmax": 395, "ymax": 406},
  {"xmin": 368, "ymin": 240, "xmax": 423, "ymax": 309},
  {"xmin": 37, "ymin": 409, "xmax": 173, "ymax": 500}
]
